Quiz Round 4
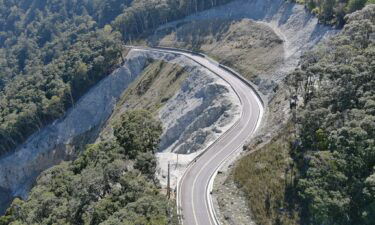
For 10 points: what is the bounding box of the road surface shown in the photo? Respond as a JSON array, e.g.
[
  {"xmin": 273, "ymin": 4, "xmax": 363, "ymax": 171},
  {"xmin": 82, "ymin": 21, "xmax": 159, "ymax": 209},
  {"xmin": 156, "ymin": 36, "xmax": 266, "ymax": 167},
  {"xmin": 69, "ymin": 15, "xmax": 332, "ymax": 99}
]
[{"xmin": 130, "ymin": 46, "xmax": 263, "ymax": 225}]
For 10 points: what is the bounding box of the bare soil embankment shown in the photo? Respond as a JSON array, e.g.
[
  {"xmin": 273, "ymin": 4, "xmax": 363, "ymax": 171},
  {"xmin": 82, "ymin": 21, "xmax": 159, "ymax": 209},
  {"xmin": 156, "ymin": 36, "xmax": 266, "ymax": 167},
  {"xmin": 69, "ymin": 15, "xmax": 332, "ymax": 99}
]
[{"xmin": 150, "ymin": 18, "xmax": 284, "ymax": 83}]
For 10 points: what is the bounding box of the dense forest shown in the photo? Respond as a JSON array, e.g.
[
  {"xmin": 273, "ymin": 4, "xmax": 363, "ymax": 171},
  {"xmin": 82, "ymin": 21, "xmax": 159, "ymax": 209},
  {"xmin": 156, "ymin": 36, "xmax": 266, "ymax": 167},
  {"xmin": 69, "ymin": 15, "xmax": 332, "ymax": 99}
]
[
  {"xmin": 287, "ymin": 4, "xmax": 375, "ymax": 224},
  {"xmin": 0, "ymin": 110, "xmax": 178, "ymax": 225},
  {"xmin": 0, "ymin": 0, "xmax": 233, "ymax": 157},
  {"xmin": 293, "ymin": 0, "xmax": 375, "ymax": 25}
]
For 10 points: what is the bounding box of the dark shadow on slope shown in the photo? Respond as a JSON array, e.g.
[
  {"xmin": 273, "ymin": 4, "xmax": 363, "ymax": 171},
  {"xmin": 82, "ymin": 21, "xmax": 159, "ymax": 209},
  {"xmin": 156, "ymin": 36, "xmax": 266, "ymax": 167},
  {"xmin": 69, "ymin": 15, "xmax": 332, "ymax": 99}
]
[{"xmin": 0, "ymin": 187, "xmax": 12, "ymax": 215}]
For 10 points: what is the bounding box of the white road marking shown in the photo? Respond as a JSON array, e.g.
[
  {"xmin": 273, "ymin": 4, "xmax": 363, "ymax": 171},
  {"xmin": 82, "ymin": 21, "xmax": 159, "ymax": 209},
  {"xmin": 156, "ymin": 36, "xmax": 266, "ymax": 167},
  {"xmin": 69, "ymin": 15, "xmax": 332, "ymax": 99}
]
[{"xmin": 128, "ymin": 46, "xmax": 264, "ymax": 225}]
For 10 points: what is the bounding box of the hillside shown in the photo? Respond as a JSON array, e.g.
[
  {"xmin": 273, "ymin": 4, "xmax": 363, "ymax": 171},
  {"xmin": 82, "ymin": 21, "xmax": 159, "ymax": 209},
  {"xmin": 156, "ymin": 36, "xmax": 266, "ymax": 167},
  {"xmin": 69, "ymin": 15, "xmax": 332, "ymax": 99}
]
[
  {"xmin": 150, "ymin": 18, "xmax": 284, "ymax": 82},
  {"xmin": 144, "ymin": 1, "xmax": 374, "ymax": 224},
  {"xmin": 292, "ymin": 0, "xmax": 375, "ymax": 26},
  {"xmin": 0, "ymin": 110, "xmax": 178, "ymax": 225},
  {"xmin": 0, "ymin": 0, "xmax": 374, "ymax": 224},
  {"xmin": 0, "ymin": 0, "xmax": 234, "ymax": 157},
  {"xmin": 0, "ymin": 0, "xmax": 238, "ymax": 217},
  {"xmin": 233, "ymin": 4, "xmax": 375, "ymax": 225}
]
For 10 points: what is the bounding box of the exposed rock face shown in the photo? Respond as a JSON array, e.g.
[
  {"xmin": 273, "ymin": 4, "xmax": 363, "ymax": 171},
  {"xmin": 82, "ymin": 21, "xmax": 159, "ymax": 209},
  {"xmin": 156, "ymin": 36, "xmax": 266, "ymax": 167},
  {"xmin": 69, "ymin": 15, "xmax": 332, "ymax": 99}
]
[
  {"xmin": 156, "ymin": 54, "xmax": 241, "ymax": 154},
  {"xmin": 0, "ymin": 0, "xmax": 336, "ymax": 216},
  {"xmin": 156, "ymin": 61, "xmax": 241, "ymax": 188},
  {"xmin": 0, "ymin": 49, "xmax": 241, "ymax": 214},
  {"xmin": 153, "ymin": 0, "xmax": 336, "ymax": 95},
  {"xmin": 151, "ymin": 18, "xmax": 285, "ymax": 83},
  {"xmin": 0, "ymin": 51, "xmax": 150, "ymax": 213}
]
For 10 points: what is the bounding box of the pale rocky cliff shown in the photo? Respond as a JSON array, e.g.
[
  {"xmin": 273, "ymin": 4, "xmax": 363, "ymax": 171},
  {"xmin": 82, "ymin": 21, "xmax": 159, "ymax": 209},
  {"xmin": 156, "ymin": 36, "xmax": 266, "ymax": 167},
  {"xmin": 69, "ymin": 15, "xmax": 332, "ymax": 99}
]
[{"xmin": 0, "ymin": 49, "xmax": 241, "ymax": 213}]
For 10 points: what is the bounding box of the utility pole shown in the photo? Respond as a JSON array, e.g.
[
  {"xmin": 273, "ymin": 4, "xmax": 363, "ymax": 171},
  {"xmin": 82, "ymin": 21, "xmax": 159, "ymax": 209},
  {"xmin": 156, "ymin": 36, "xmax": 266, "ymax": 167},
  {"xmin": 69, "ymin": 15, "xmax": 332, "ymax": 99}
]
[
  {"xmin": 176, "ymin": 153, "xmax": 179, "ymax": 169},
  {"xmin": 167, "ymin": 162, "xmax": 171, "ymax": 199}
]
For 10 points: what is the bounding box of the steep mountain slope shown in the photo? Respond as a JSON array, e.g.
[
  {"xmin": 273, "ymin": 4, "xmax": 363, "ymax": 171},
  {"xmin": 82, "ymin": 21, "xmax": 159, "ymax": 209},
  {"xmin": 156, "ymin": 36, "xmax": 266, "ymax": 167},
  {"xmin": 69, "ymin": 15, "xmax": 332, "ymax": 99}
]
[
  {"xmin": 1, "ymin": 0, "xmax": 372, "ymax": 224},
  {"xmin": 148, "ymin": 0, "xmax": 336, "ymax": 97},
  {"xmin": 1, "ymin": 110, "xmax": 179, "ymax": 225},
  {"xmin": 143, "ymin": 0, "xmax": 337, "ymax": 224},
  {"xmin": 150, "ymin": 18, "xmax": 284, "ymax": 82},
  {"xmin": 0, "ymin": 0, "xmax": 238, "ymax": 216},
  {"xmin": 0, "ymin": 0, "xmax": 235, "ymax": 158},
  {"xmin": 232, "ymin": 4, "xmax": 375, "ymax": 225},
  {"xmin": 0, "ymin": 49, "xmax": 241, "ymax": 216}
]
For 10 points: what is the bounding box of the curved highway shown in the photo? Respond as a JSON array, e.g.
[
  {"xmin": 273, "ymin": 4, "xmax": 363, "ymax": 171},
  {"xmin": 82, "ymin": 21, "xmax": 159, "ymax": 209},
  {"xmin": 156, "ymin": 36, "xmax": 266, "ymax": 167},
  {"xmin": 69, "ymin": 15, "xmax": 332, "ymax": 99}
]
[{"xmin": 129, "ymin": 46, "xmax": 263, "ymax": 225}]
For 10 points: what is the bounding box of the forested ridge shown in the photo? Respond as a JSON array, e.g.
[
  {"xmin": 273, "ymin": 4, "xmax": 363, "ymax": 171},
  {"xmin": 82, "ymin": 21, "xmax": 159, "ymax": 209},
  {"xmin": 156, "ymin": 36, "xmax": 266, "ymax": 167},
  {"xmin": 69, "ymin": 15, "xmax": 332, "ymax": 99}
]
[
  {"xmin": 0, "ymin": 0, "xmax": 233, "ymax": 157},
  {"xmin": 288, "ymin": 4, "xmax": 375, "ymax": 224},
  {"xmin": 0, "ymin": 110, "xmax": 178, "ymax": 225}
]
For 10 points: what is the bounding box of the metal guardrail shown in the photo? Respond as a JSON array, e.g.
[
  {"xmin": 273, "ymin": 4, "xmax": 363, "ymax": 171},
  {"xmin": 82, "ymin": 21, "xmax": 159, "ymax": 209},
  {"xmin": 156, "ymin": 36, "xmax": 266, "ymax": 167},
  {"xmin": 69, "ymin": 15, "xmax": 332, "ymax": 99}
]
[
  {"xmin": 152, "ymin": 46, "xmax": 206, "ymax": 57},
  {"xmin": 218, "ymin": 64, "xmax": 265, "ymax": 107}
]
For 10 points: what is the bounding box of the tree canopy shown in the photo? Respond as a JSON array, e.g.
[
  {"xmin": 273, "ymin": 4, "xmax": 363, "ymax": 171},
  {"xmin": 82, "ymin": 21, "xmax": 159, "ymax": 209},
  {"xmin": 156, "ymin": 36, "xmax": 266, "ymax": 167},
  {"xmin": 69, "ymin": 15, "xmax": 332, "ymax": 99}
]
[
  {"xmin": 0, "ymin": 110, "xmax": 177, "ymax": 225},
  {"xmin": 287, "ymin": 5, "xmax": 375, "ymax": 224},
  {"xmin": 292, "ymin": 0, "xmax": 373, "ymax": 26},
  {"xmin": 0, "ymin": 0, "xmax": 234, "ymax": 157}
]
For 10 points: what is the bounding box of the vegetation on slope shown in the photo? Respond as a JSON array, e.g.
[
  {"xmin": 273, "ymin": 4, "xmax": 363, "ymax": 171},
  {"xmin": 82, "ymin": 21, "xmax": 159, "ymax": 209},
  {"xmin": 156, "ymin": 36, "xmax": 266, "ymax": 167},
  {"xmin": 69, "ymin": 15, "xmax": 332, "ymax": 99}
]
[
  {"xmin": 0, "ymin": 0, "xmax": 126, "ymax": 156},
  {"xmin": 288, "ymin": 5, "xmax": 375, "ymax": 224},
  {"xmin": 234, "ymin": 4, "xmax": 375, "ymax": 225},
  {"xmin": 0, "ymin": 0, "xmax": 234, "ymax": 157},
  {"xmin": 292, "ymin": 0, "xmax": 374, "ymax": 26},
  {"xmin": 0, "ymin": 110, "xmax": 177, "ymax": 225},
  {"xmin": 234, "ymin": 125, "xmax": 300, "ymax": 225},
  {"xmin": 151, "ymin": 18, "xmax": 284, "ymax": 82},
  {"xmin": 97, "ymin": 59, "xmax": 189, "ymax": 142},
  {"xmin": 116, "ymin": 60, "xmax": 189, "ymax": 112}
]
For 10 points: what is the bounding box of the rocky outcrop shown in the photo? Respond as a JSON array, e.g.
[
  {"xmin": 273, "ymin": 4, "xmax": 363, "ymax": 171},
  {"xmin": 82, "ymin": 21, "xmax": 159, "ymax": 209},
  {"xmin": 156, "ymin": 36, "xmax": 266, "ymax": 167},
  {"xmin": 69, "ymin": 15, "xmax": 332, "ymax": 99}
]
[
  {"xmin": 0, "ymin": 51, "xmax": 150, "ymax": 212},
  {"xmin": 154, "ymin": 0, "xmax": 336, "ymax": 95},
  {"xmin": 0, "ymin": 0, "xmax": 336, "ymax": 216},
  {"xmin": 0, "ymin": 49, "xmax": 241, "ymax": 214},
  {"xmin": 156, "ymin": 59, "xmax": 241, "ymax": 188},
  {"xmin": 157, "ymin": 55, "xmax": 241, "ymax": 154}
]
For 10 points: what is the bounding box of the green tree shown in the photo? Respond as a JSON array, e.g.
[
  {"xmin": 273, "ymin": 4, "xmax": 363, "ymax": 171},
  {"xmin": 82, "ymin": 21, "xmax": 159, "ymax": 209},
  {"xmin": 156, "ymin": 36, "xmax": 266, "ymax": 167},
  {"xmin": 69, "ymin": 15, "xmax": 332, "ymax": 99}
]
[
  {"xmin": 347, "ymin": 0, "xmax": 367, "ymax": 13},
  {"xmin": 114, "ymin": 110, "xmax": 163, "ymax": 159},
  {"xmin": 1, "ymin": 111, "xmax": 176, "ymax": 224},
  {"xmin": 134, "ymin": 151, "xmax": 157, "ymax": 179},
  {"xmin": 362, "ymin": 171, "xmax": 375, "ymax": 224},
  {"xmin": 290, "ymin": 5, "xmax": 375, "ymax": 224}
]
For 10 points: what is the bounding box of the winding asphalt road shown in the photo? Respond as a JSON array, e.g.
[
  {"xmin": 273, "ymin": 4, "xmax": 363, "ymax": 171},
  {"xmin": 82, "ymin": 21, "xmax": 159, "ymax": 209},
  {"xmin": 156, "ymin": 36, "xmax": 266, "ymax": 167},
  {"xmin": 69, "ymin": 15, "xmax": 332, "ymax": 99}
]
[{"xmin": 130, "ymin": 46, "xmax": 263, "ymax": 225}]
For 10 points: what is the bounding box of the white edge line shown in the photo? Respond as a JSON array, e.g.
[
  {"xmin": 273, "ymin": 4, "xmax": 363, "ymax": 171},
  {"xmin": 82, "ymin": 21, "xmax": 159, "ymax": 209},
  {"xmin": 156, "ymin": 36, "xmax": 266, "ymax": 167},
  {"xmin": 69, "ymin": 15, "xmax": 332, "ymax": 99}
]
[
  {"xmin": 130, "ymin": 47, "xmax": 243, "ymax": 224},
  {"xmin": 206, "ymin": 89, "xmax": 264, "ymax": 225},
  {"xmin": 127, "ymin": 46, "xmax": 264, "ymax": 225}
]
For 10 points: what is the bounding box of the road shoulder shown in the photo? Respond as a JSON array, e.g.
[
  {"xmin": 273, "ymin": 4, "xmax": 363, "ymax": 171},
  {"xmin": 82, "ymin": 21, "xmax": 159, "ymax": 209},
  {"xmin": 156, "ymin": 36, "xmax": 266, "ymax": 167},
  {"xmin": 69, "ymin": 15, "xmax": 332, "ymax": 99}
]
[{"xmin": 213, "ymin": 166, "xmax": 256, "ymax": 225}]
